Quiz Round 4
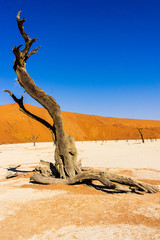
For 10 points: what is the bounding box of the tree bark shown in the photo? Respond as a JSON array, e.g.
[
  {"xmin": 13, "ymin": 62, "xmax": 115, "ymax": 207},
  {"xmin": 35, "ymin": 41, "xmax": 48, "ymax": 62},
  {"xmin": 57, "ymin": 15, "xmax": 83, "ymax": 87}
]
[
  {"xmin": 30, "ymin": 160, "xmax": 158, "ymax": 194},
  {"xmin": 10, "ymin": 11, "xmax": 81, "ymax": 179}
]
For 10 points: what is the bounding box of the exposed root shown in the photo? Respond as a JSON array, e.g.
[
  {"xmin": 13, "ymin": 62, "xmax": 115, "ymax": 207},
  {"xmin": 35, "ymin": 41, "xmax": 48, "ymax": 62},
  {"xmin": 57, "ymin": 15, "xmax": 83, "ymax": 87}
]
[
  {"xmin": 30, "ymin": 172, "xmax": 132, "ymax": 193},
  {"xmin": 104, "ymin": 173, "xmax": 158, "ymax": 193},
  {"xmin": 30, "ymin": 161, "xmax": 158, "ymax": 194}
]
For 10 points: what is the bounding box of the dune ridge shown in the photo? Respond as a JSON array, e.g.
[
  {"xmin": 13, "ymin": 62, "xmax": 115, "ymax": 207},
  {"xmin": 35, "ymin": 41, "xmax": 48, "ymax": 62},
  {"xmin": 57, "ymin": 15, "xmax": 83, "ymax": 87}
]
[{"xmin": 0, "ymin": 103, "xmax": 160, "ymax": 144}]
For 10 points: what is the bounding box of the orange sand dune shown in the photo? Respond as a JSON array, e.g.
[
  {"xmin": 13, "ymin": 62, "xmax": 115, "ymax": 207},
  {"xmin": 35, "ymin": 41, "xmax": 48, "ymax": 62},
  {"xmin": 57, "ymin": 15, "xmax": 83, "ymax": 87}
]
[{"xmin": 0, "ymin": 103, "xmax": 160, "ymax": 143}]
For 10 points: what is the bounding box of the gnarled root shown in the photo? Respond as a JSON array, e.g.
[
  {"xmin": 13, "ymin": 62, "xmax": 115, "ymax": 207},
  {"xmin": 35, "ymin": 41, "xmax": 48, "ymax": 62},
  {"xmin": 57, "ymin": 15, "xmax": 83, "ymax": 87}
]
[
  {"xmin": 104, "ymin": 172, "xmax": 158, "ymax": 193},
  {"xmin": 30, "ymin": 161, "xmax": 158, "ymax": 194},
  {"xmin": 30, "ymin": 171, "xmax": 132, "ymax": 193}
]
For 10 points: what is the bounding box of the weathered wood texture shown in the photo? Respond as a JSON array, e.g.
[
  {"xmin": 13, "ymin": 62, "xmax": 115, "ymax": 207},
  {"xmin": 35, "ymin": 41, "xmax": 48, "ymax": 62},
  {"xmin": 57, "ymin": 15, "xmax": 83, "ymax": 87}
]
[
  {"xmin": 6, "ymin": 11, "xmax": 81, "ymax": 179},
  {"xmin": 30, "ymin": 160, "xmax": 158, "ymax": 194}
]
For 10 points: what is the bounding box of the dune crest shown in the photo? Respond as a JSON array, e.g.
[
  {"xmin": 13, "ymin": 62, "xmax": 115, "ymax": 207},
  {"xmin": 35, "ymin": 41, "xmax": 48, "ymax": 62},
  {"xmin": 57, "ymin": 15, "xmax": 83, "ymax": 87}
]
[{"xmin": 0, "ymin": 103, "xmax": 160, "ymax": 144}]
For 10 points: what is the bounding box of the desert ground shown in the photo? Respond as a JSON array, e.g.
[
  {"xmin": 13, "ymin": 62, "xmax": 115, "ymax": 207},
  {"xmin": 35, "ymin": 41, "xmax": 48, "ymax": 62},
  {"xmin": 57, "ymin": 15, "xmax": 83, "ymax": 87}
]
[{"xmin": 0, "ymin": 140, "xmax": 160, "ymax": 239}]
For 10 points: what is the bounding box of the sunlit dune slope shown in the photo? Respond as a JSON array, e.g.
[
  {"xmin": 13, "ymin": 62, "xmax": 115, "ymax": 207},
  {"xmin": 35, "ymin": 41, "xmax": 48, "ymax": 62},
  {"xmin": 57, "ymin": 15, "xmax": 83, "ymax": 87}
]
[{"xmin": 0, "ymin": 103, "xmax": 160, "ymax": 143}]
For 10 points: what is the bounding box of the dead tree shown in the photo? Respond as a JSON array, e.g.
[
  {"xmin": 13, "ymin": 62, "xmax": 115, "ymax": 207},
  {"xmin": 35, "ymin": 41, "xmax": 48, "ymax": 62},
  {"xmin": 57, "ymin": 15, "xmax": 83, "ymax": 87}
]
[
  {"xmin": 25, "ymin": 134, "xmax": 40, "ymax": 146},
  {"xmin": 137, "ymin": 128, "xmax": 145, "ymax": 143},
  {"xmin": 4, "ymin": 12, "xmax": 158, "ymax": 194}
]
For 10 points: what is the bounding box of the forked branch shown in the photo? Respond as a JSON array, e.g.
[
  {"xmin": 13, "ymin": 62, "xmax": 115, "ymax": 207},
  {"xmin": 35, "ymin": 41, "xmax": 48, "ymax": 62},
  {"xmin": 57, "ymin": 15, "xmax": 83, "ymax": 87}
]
[{"xmin": 13, "ymin": 11, "xmax": 41, "ymax": 70}]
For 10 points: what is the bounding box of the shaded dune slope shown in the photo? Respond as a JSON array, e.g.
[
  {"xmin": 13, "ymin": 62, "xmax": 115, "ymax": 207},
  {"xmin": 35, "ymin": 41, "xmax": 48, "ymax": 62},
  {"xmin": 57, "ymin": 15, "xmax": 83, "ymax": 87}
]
[{"xmin": 0, "ymin": 103, "xmax": 160, "ymax": 143}]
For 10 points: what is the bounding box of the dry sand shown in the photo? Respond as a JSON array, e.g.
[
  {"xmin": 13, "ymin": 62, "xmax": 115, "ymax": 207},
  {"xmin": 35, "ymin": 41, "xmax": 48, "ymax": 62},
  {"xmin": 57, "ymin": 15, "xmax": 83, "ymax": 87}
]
[
  {"xmin": 1, "ymin": 103, "xmax": 160, "ymax": 143},
  {"xmin": 0, "ymin": 140, "xmax": 160, "ymax": 239}
]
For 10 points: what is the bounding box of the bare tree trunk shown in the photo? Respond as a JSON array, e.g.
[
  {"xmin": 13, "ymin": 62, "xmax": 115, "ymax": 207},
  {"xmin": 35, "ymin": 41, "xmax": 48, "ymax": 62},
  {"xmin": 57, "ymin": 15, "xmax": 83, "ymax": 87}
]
[
  {"xmin": 5, "ymin": 11, "xmax": 81, "ymax": 179},
  {"xmin": 137, "ymin": 128, "xmax": 145, "ymax": 143},
  {"xmin": 15, "ymin": 67, "xmax": 81, "ymax": 178}
]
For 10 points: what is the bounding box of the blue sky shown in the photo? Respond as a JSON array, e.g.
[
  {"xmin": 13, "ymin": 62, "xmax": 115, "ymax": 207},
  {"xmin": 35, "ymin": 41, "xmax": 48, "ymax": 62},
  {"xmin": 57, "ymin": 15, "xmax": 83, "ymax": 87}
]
[{"xmin": 0, "ymin": 0, "xmax": 160, "ymax": 120}]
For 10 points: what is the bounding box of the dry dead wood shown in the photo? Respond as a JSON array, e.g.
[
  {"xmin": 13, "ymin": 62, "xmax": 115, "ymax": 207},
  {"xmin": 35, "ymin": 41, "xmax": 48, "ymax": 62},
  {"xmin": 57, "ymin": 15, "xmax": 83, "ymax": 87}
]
[
  {"xmin": 5, "ymin": 11, "xmax": 81, "ymax": 179},
  {"xmin": 137, "ymin": 128, "xmax": 145, "ymax": 143},
  {"xmin": 30, "ymin": 161, "xmax": 158, "ymax": 194}
]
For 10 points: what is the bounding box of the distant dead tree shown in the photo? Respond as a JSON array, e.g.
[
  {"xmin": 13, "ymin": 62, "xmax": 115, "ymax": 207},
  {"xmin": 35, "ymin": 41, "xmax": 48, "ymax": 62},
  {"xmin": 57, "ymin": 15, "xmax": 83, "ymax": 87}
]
[
  {"xmin": 137, "ymin": 128, "xmax": 145, "ymax": 143},
  {"xmin": 25, "ymin": 134, "xmax": 39, "ymax": 146},
  {"xmin": 4, "ymin": 12, "xmax": 157, "ymax": 193}
]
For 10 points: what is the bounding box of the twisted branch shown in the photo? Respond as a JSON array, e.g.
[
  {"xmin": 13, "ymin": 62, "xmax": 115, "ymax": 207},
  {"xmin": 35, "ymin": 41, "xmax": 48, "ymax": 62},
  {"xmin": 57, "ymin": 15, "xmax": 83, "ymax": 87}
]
[{"xmin": 4, "ymin": 90, "xmax": 56, "ymax": 139}]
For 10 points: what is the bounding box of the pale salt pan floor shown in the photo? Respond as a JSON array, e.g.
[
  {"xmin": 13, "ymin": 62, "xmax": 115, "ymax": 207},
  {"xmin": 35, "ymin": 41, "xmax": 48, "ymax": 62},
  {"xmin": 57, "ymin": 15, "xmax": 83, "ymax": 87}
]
[
  {"xmin": 27, "ymin": 225, "xmax": 160, "ymax": 240},
  {"xmin": 0, "ymin": 140, "xmax": 160, "ymax": 240},
  {"xmin": 0, "ymin": 140, "xmax": 160, "ymax": 171}
]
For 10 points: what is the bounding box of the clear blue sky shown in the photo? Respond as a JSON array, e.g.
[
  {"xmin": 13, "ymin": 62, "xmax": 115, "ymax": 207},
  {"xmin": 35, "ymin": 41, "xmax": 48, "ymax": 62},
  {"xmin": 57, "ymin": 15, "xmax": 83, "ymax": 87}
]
[{"xmin": 0, "ymin": 0, "xmax": 160, "ymax": 120}]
